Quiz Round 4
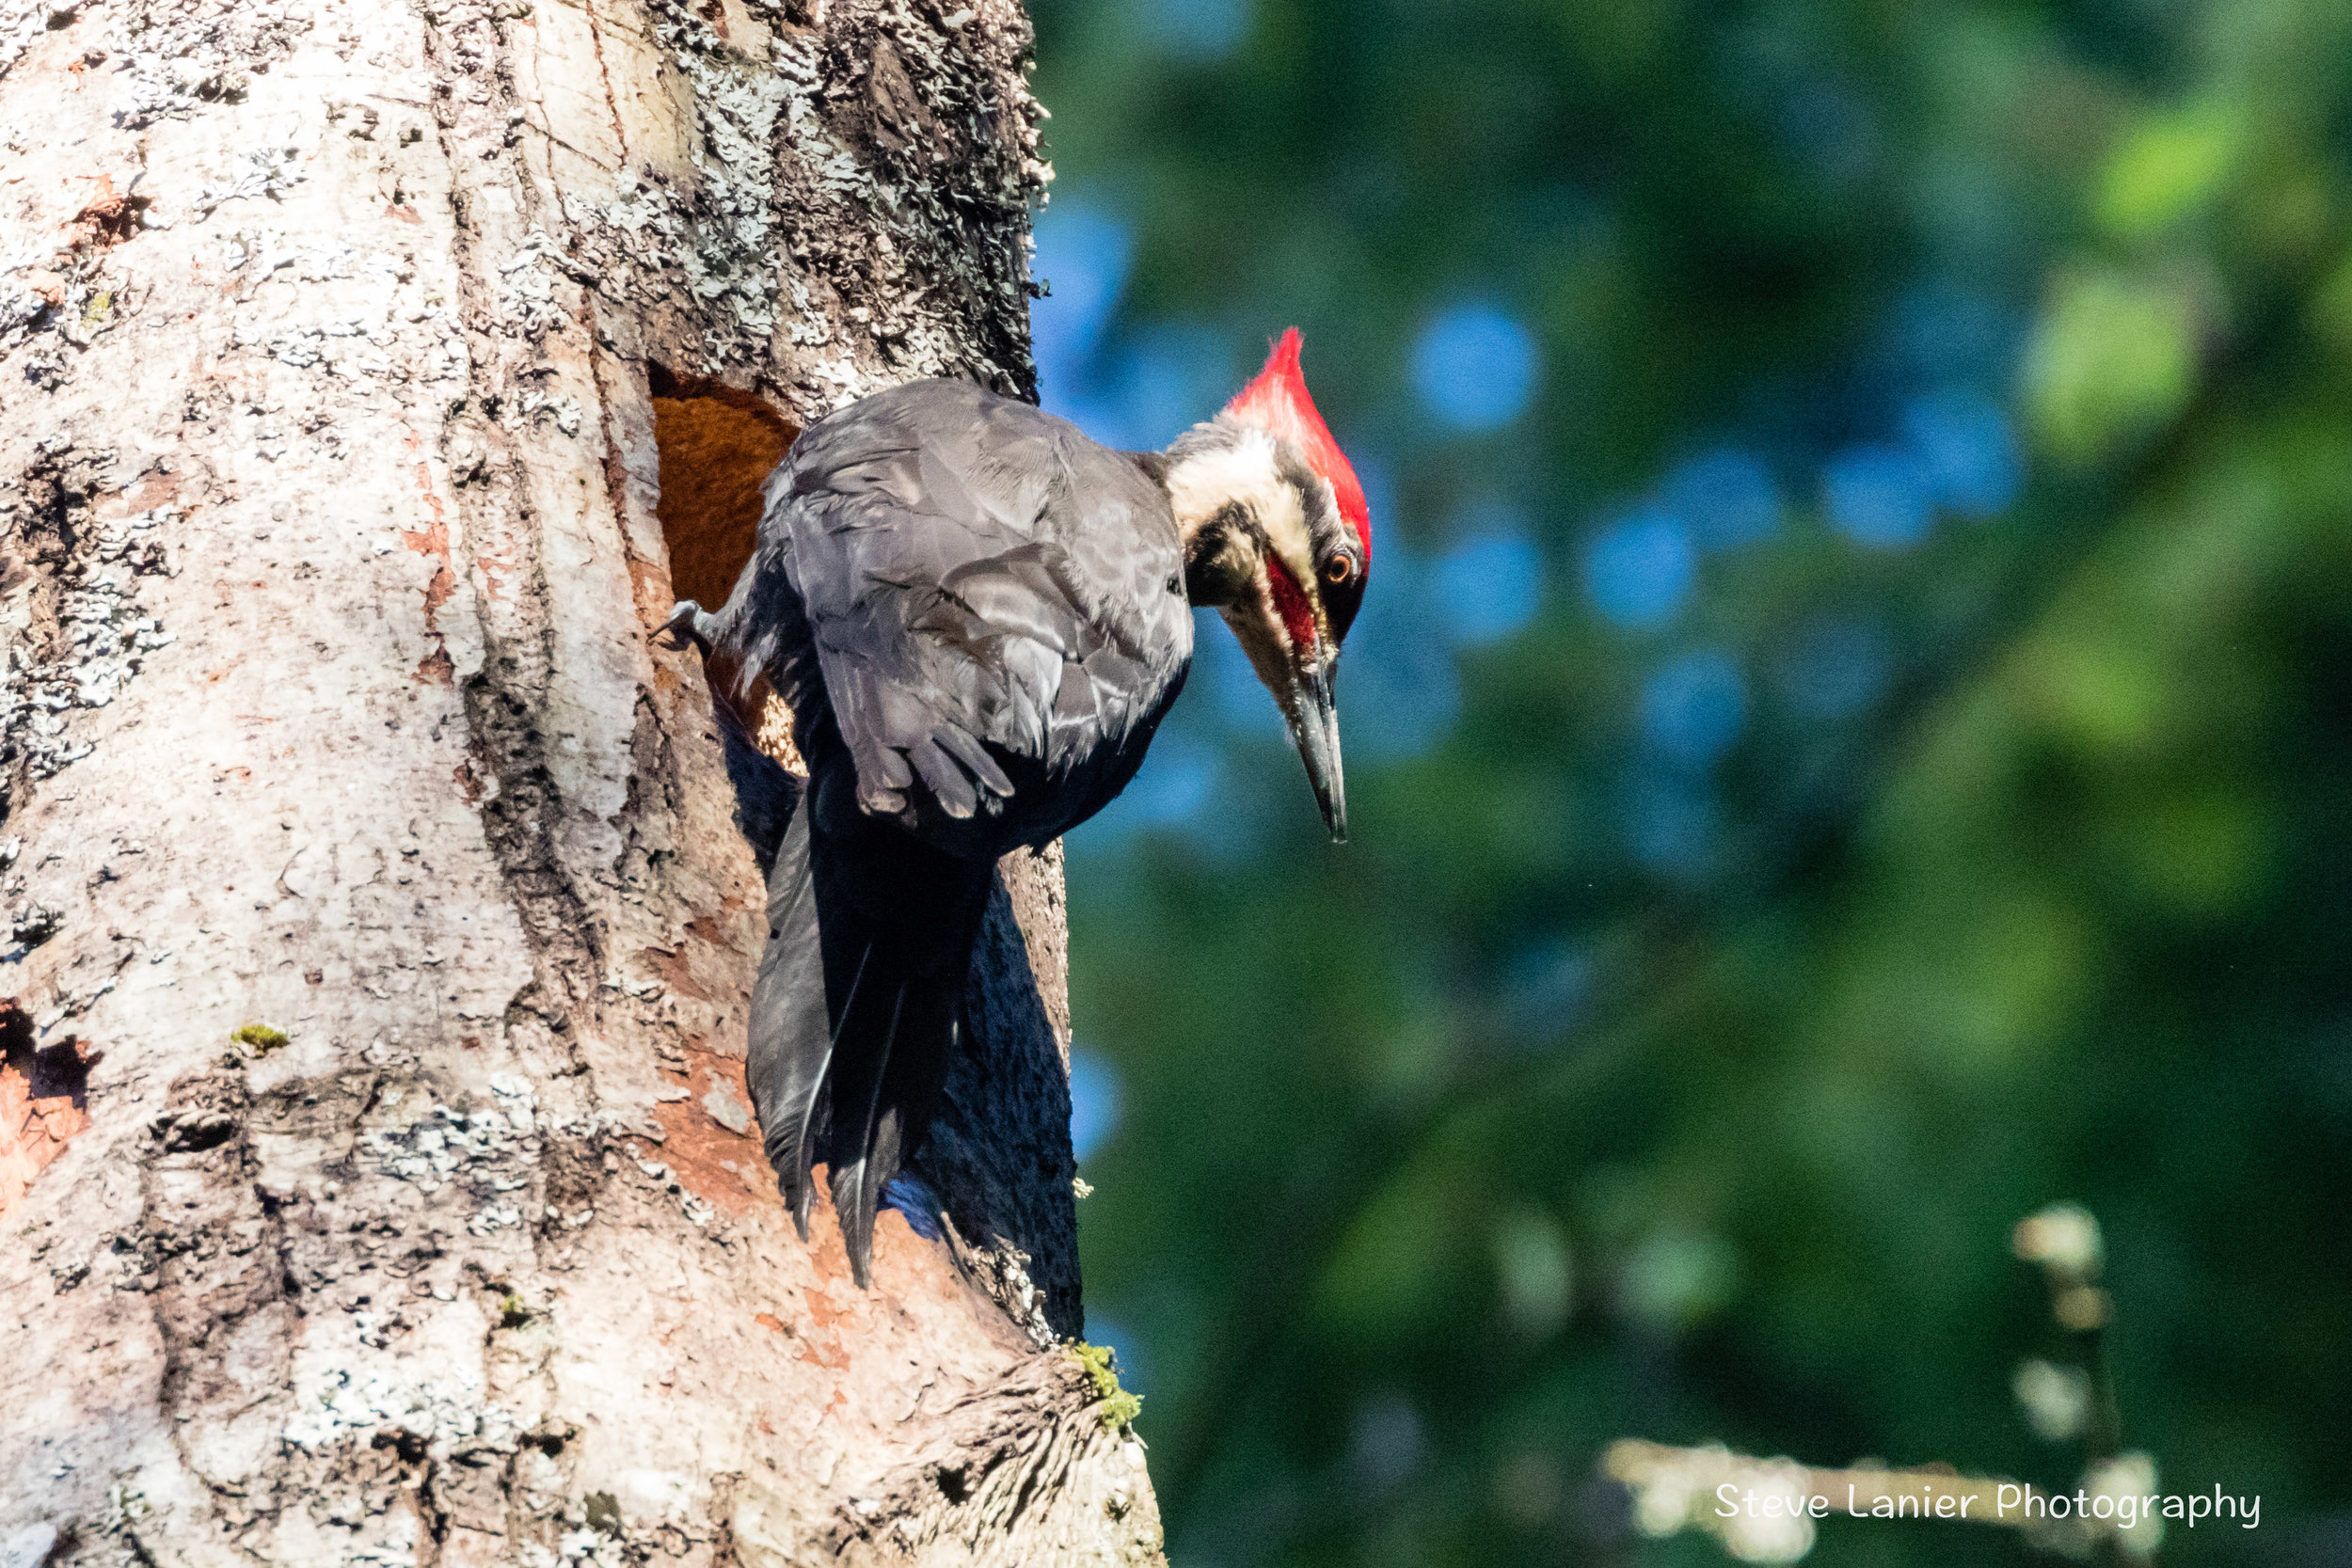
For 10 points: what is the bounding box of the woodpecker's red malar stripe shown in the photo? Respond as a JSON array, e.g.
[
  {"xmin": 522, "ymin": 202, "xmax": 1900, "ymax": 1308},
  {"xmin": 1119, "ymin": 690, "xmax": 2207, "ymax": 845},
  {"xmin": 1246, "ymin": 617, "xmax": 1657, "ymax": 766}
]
[
  {"xmin": 1265, "ymin": 555, "xmax": 1319, "ymax": 656},
  {"xmin": 1223, "ymin": 328, "xmax": 1373, "ymax": 566}
]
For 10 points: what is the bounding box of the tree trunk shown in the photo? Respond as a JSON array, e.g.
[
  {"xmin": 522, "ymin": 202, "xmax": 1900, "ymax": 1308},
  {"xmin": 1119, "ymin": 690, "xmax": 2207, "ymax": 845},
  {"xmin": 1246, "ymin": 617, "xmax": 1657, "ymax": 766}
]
[{"xmin": 0, "ymin": 0, "xmax": 1163, "ymax": 1560}]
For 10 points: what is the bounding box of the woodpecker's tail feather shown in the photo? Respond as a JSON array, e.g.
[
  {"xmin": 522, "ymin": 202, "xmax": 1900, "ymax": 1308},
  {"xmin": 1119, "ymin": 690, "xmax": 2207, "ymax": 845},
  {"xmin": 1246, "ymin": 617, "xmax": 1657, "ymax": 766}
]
[
  {"xmin": 746, "ymin": 804, "xmax": 990, "ymax": 1286},
  {"xmin": 747, "ymin": 808, "xmax": 832, "ymax": 1241}
]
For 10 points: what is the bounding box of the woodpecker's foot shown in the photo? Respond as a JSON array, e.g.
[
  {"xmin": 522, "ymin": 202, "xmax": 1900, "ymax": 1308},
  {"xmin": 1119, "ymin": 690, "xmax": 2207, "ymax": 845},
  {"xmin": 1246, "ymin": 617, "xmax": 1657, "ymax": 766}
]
[{"xmin": 660, "ymin": 599, "xmax": 717, "ymax": 656}]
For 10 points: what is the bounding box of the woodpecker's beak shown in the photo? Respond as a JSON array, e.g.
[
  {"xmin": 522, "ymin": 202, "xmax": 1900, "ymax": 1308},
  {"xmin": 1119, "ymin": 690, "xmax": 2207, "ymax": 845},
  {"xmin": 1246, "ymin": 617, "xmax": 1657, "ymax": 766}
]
[
  {"xmin": 1215, "ymin": 572, "xmax": 1351, "ymax": 843},
  {"xmin": 1286, "ymin": 657, "xmax": 1347, "ymax": 843}
]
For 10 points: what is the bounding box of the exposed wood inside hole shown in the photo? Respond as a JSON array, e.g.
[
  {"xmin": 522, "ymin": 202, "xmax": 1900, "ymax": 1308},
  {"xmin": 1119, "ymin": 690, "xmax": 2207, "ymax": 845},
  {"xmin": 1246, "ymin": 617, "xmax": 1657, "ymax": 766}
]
[
  {"xmin": 0, "ymin": 1004, "xmax": 95, "ymax": 1216},
  {"xmin": 650, "ymin": 368, "xmax": 805, "ymax": 773}
]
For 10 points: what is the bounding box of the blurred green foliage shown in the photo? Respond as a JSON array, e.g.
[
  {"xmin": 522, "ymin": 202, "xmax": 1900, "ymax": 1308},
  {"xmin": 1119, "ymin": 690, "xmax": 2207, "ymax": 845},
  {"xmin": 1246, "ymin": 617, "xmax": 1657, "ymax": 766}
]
[{"xmin": 1025, "ymin": 0, "xmax": 2352, "ymax": 1564}]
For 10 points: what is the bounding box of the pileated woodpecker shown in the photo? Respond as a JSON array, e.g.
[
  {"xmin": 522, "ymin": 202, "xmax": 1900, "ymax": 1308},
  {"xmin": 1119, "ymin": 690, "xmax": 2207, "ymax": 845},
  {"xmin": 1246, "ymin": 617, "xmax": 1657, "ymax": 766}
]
[{"xmin": 667, "ymin": 330, "xmax": 1370, "ymax": 1283}]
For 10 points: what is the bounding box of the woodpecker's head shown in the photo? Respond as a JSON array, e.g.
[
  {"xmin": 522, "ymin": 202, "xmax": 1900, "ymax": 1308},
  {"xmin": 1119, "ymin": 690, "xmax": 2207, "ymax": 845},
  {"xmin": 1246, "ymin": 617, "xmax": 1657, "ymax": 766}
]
[{"xmin": 1163, "ymin": 329, "xmax": 1370, "ymax": 841}]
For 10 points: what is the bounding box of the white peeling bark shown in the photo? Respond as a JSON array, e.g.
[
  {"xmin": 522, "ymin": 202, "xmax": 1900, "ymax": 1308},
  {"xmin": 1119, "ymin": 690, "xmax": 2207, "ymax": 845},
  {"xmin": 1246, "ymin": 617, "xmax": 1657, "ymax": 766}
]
[{"xmin": 0, "ymin": 0, "xmax": 1162, "ymax": 1560}]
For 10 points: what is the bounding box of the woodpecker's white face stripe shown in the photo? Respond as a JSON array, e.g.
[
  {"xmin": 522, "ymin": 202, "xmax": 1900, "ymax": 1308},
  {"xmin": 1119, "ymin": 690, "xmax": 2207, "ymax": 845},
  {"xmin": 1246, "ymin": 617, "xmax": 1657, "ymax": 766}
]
[{"xmin": 1162, "ymin": 424, "xmax": 1321, "ymax": 630}]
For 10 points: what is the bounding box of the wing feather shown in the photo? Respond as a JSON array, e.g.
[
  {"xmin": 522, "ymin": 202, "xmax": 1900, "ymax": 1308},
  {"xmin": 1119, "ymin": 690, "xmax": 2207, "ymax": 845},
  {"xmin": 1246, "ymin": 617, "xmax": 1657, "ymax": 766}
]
[{"xmin": 759, "ymin": 381, "xmax": 1192, "ymax": 844}]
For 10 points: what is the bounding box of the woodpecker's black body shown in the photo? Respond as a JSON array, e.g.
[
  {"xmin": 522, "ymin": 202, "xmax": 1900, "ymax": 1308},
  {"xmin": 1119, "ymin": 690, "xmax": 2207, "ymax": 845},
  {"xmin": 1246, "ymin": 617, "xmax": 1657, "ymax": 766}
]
[
  {"xmin": 672, "ymin": 330, "xmax": 1370, "ymax": 1286},
  {"xmin": 682, "ymin": 380, "xmax": 1195, "ymax": 1282}
]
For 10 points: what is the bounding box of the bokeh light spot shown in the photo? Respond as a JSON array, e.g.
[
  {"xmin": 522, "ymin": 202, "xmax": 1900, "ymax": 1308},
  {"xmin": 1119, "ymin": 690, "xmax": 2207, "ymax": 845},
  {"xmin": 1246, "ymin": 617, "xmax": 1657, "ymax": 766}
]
[
  {"xmin": 1434, "ymin": 505, "xmax": 1543, "ymax": 647},
  {"xmin": 1902, "ymin": 390, "xmax": 2022, "ymax": 517},
  {"xmin": 2022, "ymin": 270, "xmax": 2197, "ymax": 465},
  {"xmin": 1581, "ymin": 509, "xmax": 1695, "ymax": 628},
  {"xmin": 1492, "ymin": 1209, "xmax": 1574, "ymax": 1339},
  {"xmin": 1823, "ymin": 444, "xmax": 1933, "ymax": 548},
  {"xmin": 1411, "ymin": 302, "xmax": 1541, "ymax": 432},
  {"xmin": 1640, "ymin": 650, "xmax": 1748, "ymax": 768},
  {"xmin": 1620, "ymin": 1229, "xmax": 1739, "ymax": 1331},
  {"xmin": 1664, "ymin": 448, "xmax": 1781, "ymax": 550}
]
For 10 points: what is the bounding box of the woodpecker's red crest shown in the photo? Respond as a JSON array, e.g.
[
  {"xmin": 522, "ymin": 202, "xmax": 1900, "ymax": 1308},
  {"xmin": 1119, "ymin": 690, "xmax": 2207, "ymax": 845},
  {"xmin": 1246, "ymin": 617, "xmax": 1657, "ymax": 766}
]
[{"xmin": 1221, "ymin": 329, "xmax": 1371, "ymax": 642}]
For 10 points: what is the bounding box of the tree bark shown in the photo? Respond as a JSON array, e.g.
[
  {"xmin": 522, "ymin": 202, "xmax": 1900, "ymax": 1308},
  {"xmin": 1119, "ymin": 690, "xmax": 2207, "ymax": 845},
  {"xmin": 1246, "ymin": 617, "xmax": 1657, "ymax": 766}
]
[{"xmin": 0, "ymin": 0, "xmax": 1163, "ymax": 1560}]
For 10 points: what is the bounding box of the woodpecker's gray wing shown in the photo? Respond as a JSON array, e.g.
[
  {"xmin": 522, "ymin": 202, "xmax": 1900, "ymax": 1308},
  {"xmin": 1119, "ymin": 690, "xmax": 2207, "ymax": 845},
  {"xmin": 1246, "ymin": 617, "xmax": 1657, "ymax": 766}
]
[{"xmin": 723, "ymin": 378, "xmax": 1193, "ymax": 851}]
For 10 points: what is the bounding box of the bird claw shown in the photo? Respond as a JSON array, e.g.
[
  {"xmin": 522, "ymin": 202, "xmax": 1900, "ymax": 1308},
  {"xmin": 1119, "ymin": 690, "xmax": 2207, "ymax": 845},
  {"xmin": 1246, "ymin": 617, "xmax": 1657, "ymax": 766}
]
[{"xmin": 661, "ymin": 599, "xmax": 714, "ymax": 655}]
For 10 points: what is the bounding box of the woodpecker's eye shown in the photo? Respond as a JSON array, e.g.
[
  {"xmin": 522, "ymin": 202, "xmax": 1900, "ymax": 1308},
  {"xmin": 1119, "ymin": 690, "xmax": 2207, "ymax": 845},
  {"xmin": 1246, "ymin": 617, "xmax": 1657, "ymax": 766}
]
[{"xmin": 1325, "ymin": 557, "xmax": 1356, "ymax": 588}]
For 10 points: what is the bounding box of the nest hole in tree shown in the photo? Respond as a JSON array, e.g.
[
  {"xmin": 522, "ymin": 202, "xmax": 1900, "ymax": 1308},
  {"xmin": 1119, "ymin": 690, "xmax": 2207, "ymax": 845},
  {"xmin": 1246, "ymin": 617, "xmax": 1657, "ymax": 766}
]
[{"xmin": 649, "ymin": 367, "xmax": 804, "ymax": 775}]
